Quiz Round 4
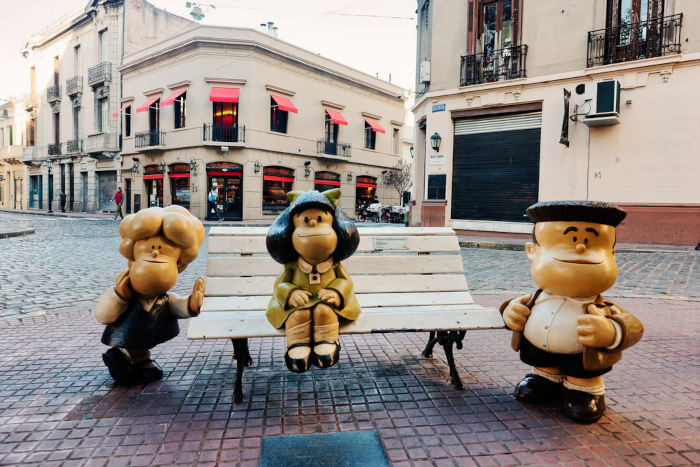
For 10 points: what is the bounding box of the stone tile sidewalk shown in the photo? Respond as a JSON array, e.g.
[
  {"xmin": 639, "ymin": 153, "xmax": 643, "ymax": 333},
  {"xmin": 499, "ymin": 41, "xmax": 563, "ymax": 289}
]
[{"xmin": 0, "ymin": 295, "xmax": 697, "ymax": 466}]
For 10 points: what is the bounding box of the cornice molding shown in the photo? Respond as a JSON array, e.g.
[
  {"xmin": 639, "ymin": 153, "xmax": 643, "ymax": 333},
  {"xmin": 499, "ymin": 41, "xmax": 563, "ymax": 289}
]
[
  {"xmin": 265, "ymin": 84, "xmax": 295, "ymax": 96},
  {"xmin": 167, "ymin": 80, "xmax": 191, "ymax": 90},
  {"xmin": 143, "ymin": 88, "xmax": 163, "ymax": 97},
  {"xmin": 321, "ymin": 100, "xmax": 345, "ymax": 110},
  {"xmin": 361, "ymin": 111, "xmax": 381, "ymax": 121}
]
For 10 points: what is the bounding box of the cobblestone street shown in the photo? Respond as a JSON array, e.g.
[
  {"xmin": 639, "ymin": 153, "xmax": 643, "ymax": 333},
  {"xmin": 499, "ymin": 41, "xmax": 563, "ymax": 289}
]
[{"xmin": 1, "ymin": 212, "xmax": 698, "ymax": 318}]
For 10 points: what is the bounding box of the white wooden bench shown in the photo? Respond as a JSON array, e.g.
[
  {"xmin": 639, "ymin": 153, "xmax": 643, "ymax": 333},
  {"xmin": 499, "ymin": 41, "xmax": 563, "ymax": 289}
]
[{"xmin": 188, "ymin": 226, "xmax": 504, "ymax": 402}]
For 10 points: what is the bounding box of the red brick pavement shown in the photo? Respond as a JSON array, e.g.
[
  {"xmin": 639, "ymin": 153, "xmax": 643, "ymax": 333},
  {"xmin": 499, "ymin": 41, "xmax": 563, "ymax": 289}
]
[{"xmin": 0, "ymin": 295, "xmax": 697, "ymax": 466}]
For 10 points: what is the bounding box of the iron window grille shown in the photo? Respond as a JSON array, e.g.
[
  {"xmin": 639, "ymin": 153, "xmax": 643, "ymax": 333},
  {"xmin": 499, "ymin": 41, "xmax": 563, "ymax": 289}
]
[{"xmin": 460, "ymin": 44, "xmax": 528, "ymax": 86}]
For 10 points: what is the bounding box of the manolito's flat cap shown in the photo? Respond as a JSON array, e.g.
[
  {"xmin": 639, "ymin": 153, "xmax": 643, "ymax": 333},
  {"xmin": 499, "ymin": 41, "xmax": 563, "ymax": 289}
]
[{"xmin": 526, "ymin": 200, "xmax": 626, "ymax": 227}]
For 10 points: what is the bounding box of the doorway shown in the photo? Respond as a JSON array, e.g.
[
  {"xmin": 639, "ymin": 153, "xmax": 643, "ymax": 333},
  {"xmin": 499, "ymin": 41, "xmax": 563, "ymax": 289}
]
[
  {"xmin": 207, "ymin": 162, "xmax": 243, "ymax": 220},
  {"xmin": 125, "ymin": 178, "xmax": 132, "ymax": 214}
]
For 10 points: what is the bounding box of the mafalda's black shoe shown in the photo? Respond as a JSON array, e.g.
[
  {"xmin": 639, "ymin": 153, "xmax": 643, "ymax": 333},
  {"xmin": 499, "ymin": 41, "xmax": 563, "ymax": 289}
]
[
  {"xmin": 562, "ymin": 390, "xmax": 606, "ymax": 423},
  {"xmin": 514, "ymin": 373, "xmax": 563, "ymax": 403},
  {"xmin": 285, "ymin": 343, "xmax": 311, "ymax": 373},
  {"xmin": 311, "ymin": 341, "xmax": 341, "ymax": 369},
  {"xmin": 103, "ymin": 347, "xmax": 136, "ymax": 385}
]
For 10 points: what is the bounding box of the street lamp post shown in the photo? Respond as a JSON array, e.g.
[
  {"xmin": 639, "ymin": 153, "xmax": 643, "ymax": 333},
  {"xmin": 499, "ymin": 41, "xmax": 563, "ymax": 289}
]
[{"xmin": 47, "ymin": 158, "xmax": 53, "ymax": 214}]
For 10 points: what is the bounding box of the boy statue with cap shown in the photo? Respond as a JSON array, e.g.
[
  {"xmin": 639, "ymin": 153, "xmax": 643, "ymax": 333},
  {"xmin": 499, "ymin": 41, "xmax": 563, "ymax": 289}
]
[{"xmin": 501, "ymin": 201, "xmax": 643, "ymax": 422}]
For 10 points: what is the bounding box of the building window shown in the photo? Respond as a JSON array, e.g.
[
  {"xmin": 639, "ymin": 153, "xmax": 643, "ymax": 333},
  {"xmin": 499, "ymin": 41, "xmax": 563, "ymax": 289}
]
[
  {"xmin": 169, "ymin": 163, "xmax": 190, "ymax": 208},
  {"xmin": 74, "ymin": 45, "xmax": 81, "ymax": 75},
  {"xmin": 98, "ymin": 29, "xmax": 108, "ymax": 62},
  {"xmin": 73, "ymin": 108, "xmax": 80, "ymax": 138},
  {"xmin": 96, "ymin": 97, "xmax": 108, "ymax": 133},
  {"xmin": 144, "ymin": 164, "xmax": 164, "ymax": 207},
  {"xmin": 262, "ymin": 166, "xmax": 294, "ymax": 214},
  {"xmin": 314, "ymin": 171, "xmax": 340, "ymax": 192},
  {"xmin": 364, "ymin": 121, "xmax": 376, "ymax": 150},
  {"xmin": 427, "ymin": 174, "xmax": 446, "ymax": 199},
  {"xmin": 355, "ymin": 175, "xmax": 377, "ymax": 212},
  {"xmin": 270, "ymin": 96, "xmax": 288, "ymax": 133},
  {"xmin": 0, "ymin": 128, "xmax": 4, "ymax": 147},
  {"xmin": 149, "ymin": 99, "xmax": 159, "ymax": 131},
  {"xmin": 392, "ymin": 128, "xmax": 400, "ymax": 154},
  {"xmin": 27, "ymin": 119, "xmax": 35, "ymax": 146},
  {"xmin": 212, "ymin": 101, "xmax": 238, "ymax": 142},
  {"xmin": 124, "ymin": 105, "xmax": 131, "ymax": 137},
  {"xmin": 174, "ymin": 92, "xmax": 186, "ymax": 129}
]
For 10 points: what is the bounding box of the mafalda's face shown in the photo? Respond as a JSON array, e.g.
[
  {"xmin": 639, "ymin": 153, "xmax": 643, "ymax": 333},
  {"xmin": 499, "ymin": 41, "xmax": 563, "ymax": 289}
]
[
  {"xmin": 129, "ymin": 234, "xmax": 182, "ymax": 296},
  {"xmin": 291, "ymin": 207, "xmax": 337, "ymax": 265},
  {"xmin": 526, "ymin": 221, "xmax": 618, "ymax": 297}
]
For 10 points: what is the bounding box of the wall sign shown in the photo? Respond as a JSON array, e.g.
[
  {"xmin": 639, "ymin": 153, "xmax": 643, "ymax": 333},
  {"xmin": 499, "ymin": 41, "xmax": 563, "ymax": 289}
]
[
  {"xmin": 429, "ymin": 154, "xmax": 446, "ymax": 165},
  {"xmin": 432, "ymin": 103, "xmax": 446, "ymax": 112}
]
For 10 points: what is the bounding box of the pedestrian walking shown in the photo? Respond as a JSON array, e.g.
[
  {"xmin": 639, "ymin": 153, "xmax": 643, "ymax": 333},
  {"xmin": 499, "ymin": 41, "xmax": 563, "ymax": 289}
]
[
  {"xmin": 113, "ymin": 187, "xmax": 124, "ymax": 220},
  {"xmin": 59, "ymin": 190, "xmax": 67, "ymax": 213},
  {"xmin": 208, "ymin": 187, "xmax": 221, "ymax": 221}
]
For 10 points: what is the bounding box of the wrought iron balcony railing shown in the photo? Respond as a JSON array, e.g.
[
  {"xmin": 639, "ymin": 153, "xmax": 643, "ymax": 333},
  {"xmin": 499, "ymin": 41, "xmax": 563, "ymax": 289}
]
[
  {"xmin": 22, "ymin": 147, "xmax": 40, "ymax": 166},
  {"xmin": 47, "ymin": 85, "xmax": 61, "ymax": 103},
  {"xmin": 202, "ymin": 123, "xmax": 246, "ymax": 143},
  {"xmin": 135, "ymin": 130, "xmax": 165, "ymax": 148},
  {"xmin": 88, "ymin": 62, "xmax": 112, "ymax": 87},
  {"xmin": 587, "ymin": 14, "xmax": 683, "ymax": 67},
  {"xmin": 66, "ymin": 76, "xmax": 83, "ymax": 96},
  {"xmin": 47, "ymin": 143, "xmax": 62, "ymax": 156},
  {"xmin": 316, "ymin": 139, "xmax": 351, "ymax": 157},
  {"xmin": 66, "ymin": 138, "xmax": 83, "ymax": 154},
  {"xmin": 460, "ymin": 44, "xmax": 528, "ymax": 87}
]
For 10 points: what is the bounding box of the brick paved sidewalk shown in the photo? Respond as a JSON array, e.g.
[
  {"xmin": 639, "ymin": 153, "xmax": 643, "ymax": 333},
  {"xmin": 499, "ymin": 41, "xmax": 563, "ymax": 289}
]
[{"xmin": 0, "ymin": 295, "xmax": 697, "ymax": 466}]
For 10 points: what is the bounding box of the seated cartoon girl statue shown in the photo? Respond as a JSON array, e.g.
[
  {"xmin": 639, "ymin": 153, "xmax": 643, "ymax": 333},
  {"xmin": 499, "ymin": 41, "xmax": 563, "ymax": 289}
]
[
  {"xmin": 266, "ymin": 189, "xmax": 360, "ymax": 373},
  {"xmin": 93, "ymin": 205, "xmax": 205, "ymax": 385}
]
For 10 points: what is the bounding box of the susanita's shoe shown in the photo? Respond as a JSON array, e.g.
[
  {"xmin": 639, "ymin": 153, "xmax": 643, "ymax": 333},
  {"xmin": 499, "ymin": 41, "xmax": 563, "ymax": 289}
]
[
  {"xmin": 562, "ymin": 390, "xmax": 606, "ymax": 423},
  {"xmin": 285, "ymin": 320, "xmax": 312, "ymax": 373},
  {"xmin": 514, "ymin": 373, "xmax": 563, "ymax": 403}
]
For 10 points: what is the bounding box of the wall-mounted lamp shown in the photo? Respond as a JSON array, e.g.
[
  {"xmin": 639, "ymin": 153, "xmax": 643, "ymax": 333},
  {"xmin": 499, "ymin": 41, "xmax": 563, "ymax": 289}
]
[
  {"xmin": 254, "ymin": 160, "xmax": 262, "ymax": 173},
  {"xmin": 430, "ymin": 132, "xmax": 442, "ymax": 152},
  {"xmin": 132, "ymin": 157, "xmax": 139, "ymax": 174},
  {"xmin": 158, "ymin": 161, "xmax": 166, "ymax": 172},
  {"xmin": 347, "ymin": 171, "xmax": 353, "ymax": 182},
  {"xmin": 189, "ymin": 159, "xmax": 197, "ymax": 173},
  {"xmin": 410, "ymin": 145, "xmax": 414, "ymax": 158},
  {"xmin": 381, "ymin": 170, "xmax": 388, "ymax": 175},
  {"xmin": 304, "ymin": 160, "xmax": 311, "ymax": 177}
]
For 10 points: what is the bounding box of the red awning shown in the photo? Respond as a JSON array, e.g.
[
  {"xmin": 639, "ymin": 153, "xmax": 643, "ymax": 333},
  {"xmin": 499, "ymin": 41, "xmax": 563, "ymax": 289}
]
[
  {"xmin": 161, "ymin": 89, "xmax": 186, "ymax": 106},
  {"xmin": 112, "ymin": 104, "xmax": 130, "ymax": 118},
  {"xmin": 209, "ymin": 87, "xmax": 239, "ymax": 103},
  {"xmin": 168, "ymin": 173, "xmax": 190, "ymax": 178},
  {"xmin": 356, "ymin": 183, "xmax": 377, "ymax": 188},
  {"xmin": 208, "ymin": 170, "xmax": 242, "ymax": 176},
  {"xmin": 143, "ymin": 173, "xmax": 163, "ymax": 180},
  {"xmin": 315, "ymin": 180, "xmax": 341, "ymax": 186},
  {"xmin": 365, "ymin": 119, "xmax": 385, "ymax": 134},
  {"xmin": 263, "ymin": 175, "xmax": 294, "ymax": 182},
  {"xmin": 136, "ymin": 97, "xmax": 160, "ymax": 113},
  {"xmin": 326, "ymin": 108, "xmax": 348, "ymax": 126},
  {"xmin": 271, "ymin": 94, "xmax": 298, "ymax": 113}
]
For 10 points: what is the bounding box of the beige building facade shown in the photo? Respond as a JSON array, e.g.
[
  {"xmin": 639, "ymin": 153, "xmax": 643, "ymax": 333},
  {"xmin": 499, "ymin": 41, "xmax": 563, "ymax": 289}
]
[
  {"xmin": 118, "ymin": 26, "xmax": 408, "ymax": 221},
  {"xmin": 20, "ymin": 0, "xmax": 194, "ymax": 213},
  {"xmin": 412, "ymin": 0, "xmax": 700, "ymax": 245},
  {"xmin": 0, "ymin": 98, "xmax": 28, "ymax": 210}
]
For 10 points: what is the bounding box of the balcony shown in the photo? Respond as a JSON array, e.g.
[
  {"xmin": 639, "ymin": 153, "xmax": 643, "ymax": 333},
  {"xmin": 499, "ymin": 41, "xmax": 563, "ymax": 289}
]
[
  {"xmin": 21, "ymin": 147, "xmax": 41, "ymax": 166},
  {"xmin": 88, "ymin": 62, "xmax": 112, "ymax": 87},
  {"xmin": 460, "ymin": 45, "xmax": 528, "ymax": 87},
  {"xmin": 66, "ymin": 138, "xmax": 83, "ymax": 154},
  {"xmin": 47, "ymin": 143, "xmax": 62, "ymax": 157},
  {"xmin": 316, "ymin": 139, "xmax": 351, "ymax": 158},
  {"xmin": 135, "ymin": 130, "xmax": 165, "ymax": 149},
  {"xmin": 66, "ymin": 76, "xmax": 83, "ymax": 96},
  {"xmin": 46, "ymin": 85, "xmax": 61, "ymax": 103},
  {"xmin": 86, "ymin": 132, "xmax": 119, "ymax": 159},
  {"xmin": 587, "ymin": 14, "xmax": 683, "ymax": 68}
]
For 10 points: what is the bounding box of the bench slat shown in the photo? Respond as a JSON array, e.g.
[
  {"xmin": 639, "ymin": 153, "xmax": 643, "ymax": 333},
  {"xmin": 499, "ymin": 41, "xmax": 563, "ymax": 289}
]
[
  {"xmin": 205, "ymin": 274, "xmax": 469, "ymax": 296},
  {"xmin": 207, "ymin": 254, "xmax": 465, "ymax": 277},
  {"xmin": 200, "ymin": 291, "xmax": 475, "ymax": 313},
  {"xmin": 187, "ymin": 306, "xmax": 505, "ymax": 339},
  {"xmin": 208, "ymin": 226, "xmax": 457, "ymax": 237}
]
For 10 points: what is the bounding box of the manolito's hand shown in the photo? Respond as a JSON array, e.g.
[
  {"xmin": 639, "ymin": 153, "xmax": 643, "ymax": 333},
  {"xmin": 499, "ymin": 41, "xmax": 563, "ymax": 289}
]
[
  {"xmin": 189, "ymin": 277, "xmax": 206, "ymax": 315},
  {"xmin": 578, "ymin": 304, "xmax": 616, "ymax": 348},
  {"xmin": 317, "ymin": 288, "xmax": 340, "ymax": 307},
  {"xmin": 114, "ymin": 269, "xmax": 132, "ymax": 301},
  {"xmin": 502, "ymin": 294, "xmax": 531, "ymax": 332},
  {"xmin": 288, "ymin": 289, "xmax": 312, "ymax": 308}
]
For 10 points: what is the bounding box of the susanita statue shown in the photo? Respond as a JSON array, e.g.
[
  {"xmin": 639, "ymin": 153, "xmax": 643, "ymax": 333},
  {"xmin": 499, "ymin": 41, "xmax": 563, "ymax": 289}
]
[
  {"xmin": 501, "ymin": 201, "xmax": 643, "ymax": 422},
  {"xmin": 266, "ymin": 189, "xmax": 360, "ymax": 373},
  {"xmin": 94, "ymin": 205, "xmax": 205, "ymax": 385}
]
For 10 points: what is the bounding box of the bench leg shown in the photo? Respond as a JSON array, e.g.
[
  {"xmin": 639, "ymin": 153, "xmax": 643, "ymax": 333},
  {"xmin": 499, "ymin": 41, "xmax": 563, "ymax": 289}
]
[
  {"xmin": 231, "ymin": 338, "xmax": 253, "ymax": 403},
  {"xmin": 422, "ymin": 331, "xmax": 466, "ymax": 390}
]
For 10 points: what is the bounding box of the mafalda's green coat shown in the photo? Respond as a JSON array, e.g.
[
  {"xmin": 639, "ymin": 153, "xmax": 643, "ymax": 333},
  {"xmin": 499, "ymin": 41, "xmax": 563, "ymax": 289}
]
[{"xmin": 266, "ymin": 261, "xmax": 361, "ymax": 329}]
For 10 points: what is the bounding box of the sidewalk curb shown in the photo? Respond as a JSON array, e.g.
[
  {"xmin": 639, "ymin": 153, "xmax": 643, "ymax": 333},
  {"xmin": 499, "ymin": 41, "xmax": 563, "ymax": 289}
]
[{"xmin": 458, "ymin": 240, "xmax": 695, "ymax": 254}]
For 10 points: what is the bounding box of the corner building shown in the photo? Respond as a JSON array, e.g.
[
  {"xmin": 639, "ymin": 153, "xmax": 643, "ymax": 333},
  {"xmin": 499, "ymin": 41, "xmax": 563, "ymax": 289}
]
[
  {"xmin": 118, "ymin": 26, "xmax": 408, "ymax": 221},
  {"xmin": 412, "ymin": 0, "xmax": 700, "ymax": 245}
]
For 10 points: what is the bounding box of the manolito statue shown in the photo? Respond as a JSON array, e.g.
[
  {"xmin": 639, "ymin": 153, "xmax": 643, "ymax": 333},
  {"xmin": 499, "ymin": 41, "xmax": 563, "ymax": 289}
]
[
  {"xmin": 94, "ymin": 206, "xmax": 205, "ymax": 385},
  {"xmin": 501, "ymin": 200, "xmax": 643, "ymax": 423},
  {"xmin": 266, "ymin": 189, "xmax": 360, "ymax": 373}
]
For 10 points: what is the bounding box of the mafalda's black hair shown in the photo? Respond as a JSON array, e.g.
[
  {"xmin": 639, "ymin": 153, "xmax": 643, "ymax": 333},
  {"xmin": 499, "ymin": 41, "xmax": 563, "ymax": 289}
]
[{"xmin": 266, "ymin": 189, "xmax": 360, "ymax": 265}]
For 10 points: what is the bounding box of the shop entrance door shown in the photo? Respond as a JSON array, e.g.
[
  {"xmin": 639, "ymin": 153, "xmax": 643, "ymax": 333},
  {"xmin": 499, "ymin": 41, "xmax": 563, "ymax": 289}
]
[{"xmin": 207, "ymin": 162, "xmax": 243, "ymax": 221}]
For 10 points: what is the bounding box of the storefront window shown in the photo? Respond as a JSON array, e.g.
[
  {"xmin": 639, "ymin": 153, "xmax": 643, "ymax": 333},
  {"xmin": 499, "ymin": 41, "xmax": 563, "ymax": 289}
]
[
  {"xmin": 263, "ymin": 166, "xmax": 294, "ymax": 214},
  {"xmin": 355, "ymin": 175, "xmax": 377, "ymax": 211},
  {"xmin": 143, "ymin": 164, "xmax": 164, "ymax": 207},
  {"xmin": 314, "ymin": 171, "xmax": 340, "ymax": 192},
  {"xmin": 169, "ymin": 163, "xmax": 190, "ymax": 208}
]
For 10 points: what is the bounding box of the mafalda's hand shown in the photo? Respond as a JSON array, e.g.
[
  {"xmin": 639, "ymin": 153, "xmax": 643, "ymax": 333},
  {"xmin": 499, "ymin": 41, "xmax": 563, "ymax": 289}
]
[
  {"xmin": 577, "ymin": 304, "xmax": 616, "ymax": 348},
  {"xmin": 502, "ymin": 294, "xmax": 531, "ymax": 331},
  {"xmin": 317, "ymin": 289, "xmax": 340, "ymax": 307},
  {"xmin": 114, "ymin": 270, "xmax": 132, "ymax": 301},
  {"xmin": 188, "ymin": 277, "xmax": 206, "ymax": 315},
  {"xmin": 288, "ymin": 289, "xmax": 312, "ymax": 308}
]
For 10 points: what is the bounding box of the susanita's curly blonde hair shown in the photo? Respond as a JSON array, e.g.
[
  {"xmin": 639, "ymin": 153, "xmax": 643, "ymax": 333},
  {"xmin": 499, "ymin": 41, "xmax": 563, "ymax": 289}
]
[{"xmin": 118, "ymin": 205, "xmax": 205, "ymax": 272}]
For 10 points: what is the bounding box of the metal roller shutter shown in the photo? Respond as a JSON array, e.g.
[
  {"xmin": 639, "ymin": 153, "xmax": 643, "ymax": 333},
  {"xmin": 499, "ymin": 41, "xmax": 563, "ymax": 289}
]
[{"xmin": 452, "ymin": 112, "xmax": 541, "ymax": 222}]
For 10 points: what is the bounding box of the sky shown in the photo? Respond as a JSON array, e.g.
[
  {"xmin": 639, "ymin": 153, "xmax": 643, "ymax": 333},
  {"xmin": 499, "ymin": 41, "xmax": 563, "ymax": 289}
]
[{"xmin": 0, "ymin": 0, "xmax": 418, "ymax": 100}]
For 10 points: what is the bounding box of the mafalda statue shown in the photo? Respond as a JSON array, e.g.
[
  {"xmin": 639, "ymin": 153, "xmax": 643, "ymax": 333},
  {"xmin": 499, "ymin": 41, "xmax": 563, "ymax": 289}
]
[
  {"xmin": 94, "ymin": 205, "xmax": 205, "ymax": 385},
  {"xmin": 501, "ymin": 201, "xmax": 643, "ymax": 423},
  {"xmin": 266, "ymin": 189, "xmax": 360, "ymax": 373}
]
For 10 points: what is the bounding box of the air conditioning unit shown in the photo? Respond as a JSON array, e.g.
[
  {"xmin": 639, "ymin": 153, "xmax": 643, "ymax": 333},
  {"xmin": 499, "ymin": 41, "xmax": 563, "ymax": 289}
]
[
  {"xmin": 419, "ymin": 60, "xmax": 431, "ymax": 84},
  {"xmin": 582, "ymin": 80, "xmax": 621, "ymax": 127}
]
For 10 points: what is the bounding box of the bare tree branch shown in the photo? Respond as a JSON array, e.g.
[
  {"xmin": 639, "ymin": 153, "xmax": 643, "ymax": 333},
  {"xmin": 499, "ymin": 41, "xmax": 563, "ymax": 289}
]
[{"xmin": 381, "ymin": 159, "xmax": 412, "ymax": 204}]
